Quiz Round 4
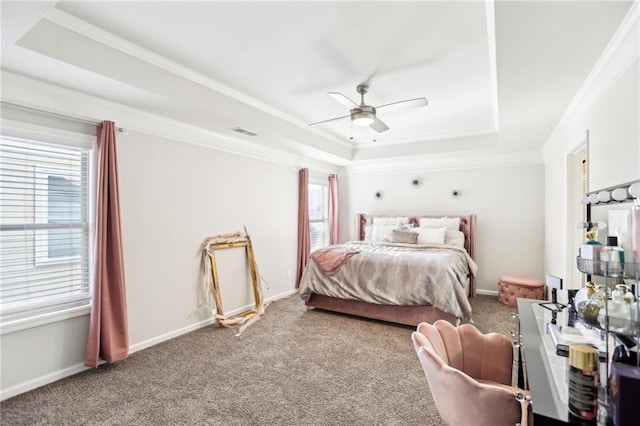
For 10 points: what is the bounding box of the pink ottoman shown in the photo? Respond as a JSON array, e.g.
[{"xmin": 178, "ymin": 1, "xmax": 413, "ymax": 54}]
[{"xmin": 498, "ymin": 275, "xmax": 544, "ymax": 307}]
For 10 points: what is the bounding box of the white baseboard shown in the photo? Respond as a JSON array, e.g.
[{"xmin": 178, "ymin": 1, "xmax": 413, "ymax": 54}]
[
  {"xmin": 476, "ymin": 289, "xmax": 499, "ymax": 296},
  {"xmin": 128, "ymin": 317, "xmax": 216, "ymax": 354},
  {"xmin": 0, "ymin": 361, "xmax": 94, "ymax": 401},
  {"xmin": 1, "ymin": 289, "xmax": 298, "ymax": 401}
]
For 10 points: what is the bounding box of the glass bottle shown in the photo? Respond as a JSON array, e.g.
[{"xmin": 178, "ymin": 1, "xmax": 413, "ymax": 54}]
[
  {"xmin": 574, "ymin": 281, "xmax": 595, "ymax": 313},
  {"xmin": 581, "ymin": 282, "xmax": 601, "ymax": 325}
]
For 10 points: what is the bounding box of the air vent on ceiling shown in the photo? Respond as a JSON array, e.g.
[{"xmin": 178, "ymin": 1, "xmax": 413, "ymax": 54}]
[{"xmin": 230, "ymin": 127, "xmax": 259, "ymax": 137}]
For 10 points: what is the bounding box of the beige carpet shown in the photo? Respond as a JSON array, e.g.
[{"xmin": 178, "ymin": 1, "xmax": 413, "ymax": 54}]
[{"xmin": 1, "ymin": 294, "xmax": 516, "ymax": 426}]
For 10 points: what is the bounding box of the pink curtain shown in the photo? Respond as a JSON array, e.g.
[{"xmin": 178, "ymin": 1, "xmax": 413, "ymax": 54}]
[
  {"xmin": 85, "ymin": 121, "xmax": 129, "ymax": 368},
  {"xmin": 295, "ymin": 168, "xmax": 310, "ymax": 288},
  {"xmin": 328, "ymin": 174, "xmax": 338, "ymax": 245}
]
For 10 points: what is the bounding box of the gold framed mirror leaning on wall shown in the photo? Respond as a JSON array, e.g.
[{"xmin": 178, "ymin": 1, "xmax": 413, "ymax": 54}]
[{"xmin": 199, "ymin": 228, "xmax": 265, "ymax": 334}]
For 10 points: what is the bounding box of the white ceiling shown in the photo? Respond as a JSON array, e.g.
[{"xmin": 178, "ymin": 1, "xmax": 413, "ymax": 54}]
[{"xmin": 0, "ymin": 1, "xmax": 634, "ymax": 166}]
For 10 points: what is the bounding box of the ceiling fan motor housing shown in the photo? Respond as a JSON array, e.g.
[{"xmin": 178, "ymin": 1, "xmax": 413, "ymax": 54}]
[{"xmin": 356, "ymin": 84, "xmax": 370, "ymax": 96}]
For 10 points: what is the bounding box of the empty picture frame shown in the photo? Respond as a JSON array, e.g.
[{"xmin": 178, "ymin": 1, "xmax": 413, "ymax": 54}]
[{"xmin": 200, "ymin": 228, "xmax": 263, "ymax": 327}]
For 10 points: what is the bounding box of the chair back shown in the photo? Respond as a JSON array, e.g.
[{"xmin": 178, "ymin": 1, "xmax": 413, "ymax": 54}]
[
  {"xmin": 415, "ymin": 320, "xmax": 513, "ymax": 384},
  {"xmin": 412, "ymin": 321, "xmax": 528, "ymax": 426}
]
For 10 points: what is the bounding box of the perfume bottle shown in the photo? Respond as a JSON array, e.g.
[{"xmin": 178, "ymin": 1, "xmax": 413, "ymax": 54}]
[
  {"xmin": 581, "ymin": 282, "xmax": 601, "ymax": 325},
  {"xmin": 574, "ymin": 281, "xmax": 596, "ymax": 313}
]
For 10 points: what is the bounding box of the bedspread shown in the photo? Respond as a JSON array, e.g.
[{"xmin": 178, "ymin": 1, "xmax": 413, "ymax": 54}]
[{"xmin": 298, "ymin": 241, "xmax": 475, "ymax": 321}]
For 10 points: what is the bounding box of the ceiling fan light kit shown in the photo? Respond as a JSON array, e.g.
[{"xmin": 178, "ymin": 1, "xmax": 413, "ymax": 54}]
[{"xmin": 351, "ymin": 107, "xmax": 376, "ymax": 126}]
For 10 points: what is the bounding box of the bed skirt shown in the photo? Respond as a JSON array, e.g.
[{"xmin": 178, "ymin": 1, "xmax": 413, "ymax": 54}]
[{"xmin": 305, "ymin": 294, "xmax": 459, "ymax": 327}]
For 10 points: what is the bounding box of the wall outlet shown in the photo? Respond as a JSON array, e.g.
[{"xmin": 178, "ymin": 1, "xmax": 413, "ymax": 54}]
[{"xmin": 287, "ymin": 270, "xmax": 291, "ymax": 279}]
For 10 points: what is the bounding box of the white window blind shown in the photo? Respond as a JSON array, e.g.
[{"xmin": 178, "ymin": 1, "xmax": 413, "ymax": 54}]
[
  {"xmin": 0, "ymin": 136, "xmax": 92, "ymax": 322},
  {"xmin": 308, "ymin": 182, "xmax": 328, "ymax": 252}
]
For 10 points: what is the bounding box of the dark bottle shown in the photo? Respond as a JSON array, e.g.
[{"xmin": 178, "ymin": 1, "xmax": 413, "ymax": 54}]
[{"xmin": 568, "ymin": 344, "xmax": 599, "ymax": 421}]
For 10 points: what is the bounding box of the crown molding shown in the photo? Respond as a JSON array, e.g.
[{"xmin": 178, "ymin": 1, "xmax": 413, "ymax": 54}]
[
  {"xmin": 341, "ymin": 149, "xmax": 543, "ymax": 176},
  {"xmin": 0, "ymin": 71, "xmax": 339, "ymax": 174},
  {"xmin": 542, "ymin": 1, "xmax": 639, "ymax": 158}
]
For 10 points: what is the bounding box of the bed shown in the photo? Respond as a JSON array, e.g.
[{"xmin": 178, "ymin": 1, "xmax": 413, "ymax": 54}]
[{"xmin": 298, "ymin": 213, "xmax": 477, "ymax": 326}]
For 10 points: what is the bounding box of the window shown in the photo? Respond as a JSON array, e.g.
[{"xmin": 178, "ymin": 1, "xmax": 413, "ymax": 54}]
[
  {"xmin": 308, "ymin": 181, "xmax": 328, "ymax": 252},
  {"xmin": 35, "ymin": 168, "xmax": 84, "ymax": 263},
  {"xmin": 0, "ymin": 136, "xmax": 92, "ymax": 322}
]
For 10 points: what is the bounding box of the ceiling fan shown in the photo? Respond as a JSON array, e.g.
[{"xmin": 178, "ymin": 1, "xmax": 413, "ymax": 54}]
[{"xmin": 308, "ymin": 84, "xmax": 428, "ymax": 133}]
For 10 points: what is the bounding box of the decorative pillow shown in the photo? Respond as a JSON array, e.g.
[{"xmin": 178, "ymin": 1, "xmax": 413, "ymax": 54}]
[
  {"xmin": 419, "ymin": 217, "xmax": 461, "ymax": 231},
  {"xmin": 372, "ymin": 216, "xmax": 410, "ymax": 225},
  {"xmin": 370, "ymin": 224, "xmax": 397, "ymax": 242},
  {"xmin": 444, "ymin": 230, "xmax": 465, "ymax": 247},
  {"xmin": 415, "ymin": 227, "xmax": 447, "ymax": 245},
  {"xmin": 391, "ymin": 229, "xmax": 418, "ymax": 244}
]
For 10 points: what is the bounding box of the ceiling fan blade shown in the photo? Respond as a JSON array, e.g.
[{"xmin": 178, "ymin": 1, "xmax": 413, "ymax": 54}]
[
  {"xmin": 370, "ymin": 117, "xmax": 389, "ymax": 133},
  {"xmin": 376, "ymin": 97, "xmax": 428, "ymax": 113},
  {"xmin": 308, "ymin": 114, "xmax": 351, "ymax": 127},
  {"xmin": 328, "ymin": 92, "xmax": 358, "ymax": 108}
]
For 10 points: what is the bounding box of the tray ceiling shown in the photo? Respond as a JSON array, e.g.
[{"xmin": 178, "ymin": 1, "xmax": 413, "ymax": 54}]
[{"xmin": 0, "ymin": 1, "xmax": 634, "ymax": 166}]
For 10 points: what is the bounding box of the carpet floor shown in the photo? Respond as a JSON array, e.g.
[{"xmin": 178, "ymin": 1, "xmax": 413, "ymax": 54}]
[{"xmin": 1, "ymin": 294, "xmax": 516, "ymax": 426}]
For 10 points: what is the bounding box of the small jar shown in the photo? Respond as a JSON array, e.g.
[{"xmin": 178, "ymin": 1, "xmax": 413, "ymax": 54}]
[{"xmin": 568, "ymin": 344, "xmax": 599, "ymax": 421}]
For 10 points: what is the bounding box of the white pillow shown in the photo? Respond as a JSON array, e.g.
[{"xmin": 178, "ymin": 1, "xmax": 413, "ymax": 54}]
[
  {"xmin": 419, "ymin": 217, "xmax": 461, "ymax": 231},
  {"xmin": 372, "ymin": 216, "xmax": 410, "ymax": 225},
  {"xmin": 444, "ymin": 230, "xmax": 465, "ymax": 247},
  {"xmin": 415, "ymin": 227, "xmax": 447, "ymax": 245},
  {"xmin": 370, "ymin": 224, "xmax": 397, "ymax": 242},
  {"xmin": 364, "ymin": 225, "xmax": 373, "ymax": 241}
]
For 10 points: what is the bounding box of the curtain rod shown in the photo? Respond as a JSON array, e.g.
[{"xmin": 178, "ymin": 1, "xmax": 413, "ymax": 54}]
[{"xmin": 1, "ymin": 101, "xmax": 125, "ymax": 133}]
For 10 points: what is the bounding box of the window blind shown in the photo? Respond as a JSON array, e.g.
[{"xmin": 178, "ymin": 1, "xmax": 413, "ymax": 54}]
[
  {"xmin": 0, "ymin": 136, "xmax": 92, "ymax": 322},
  {"xmin": 308, "ymin": 182, "xmax": 328, "ymax": 252},
  {"xmin": 309, "ymin": 219, "xmax": 327, "ymax": 252}
]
